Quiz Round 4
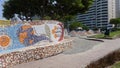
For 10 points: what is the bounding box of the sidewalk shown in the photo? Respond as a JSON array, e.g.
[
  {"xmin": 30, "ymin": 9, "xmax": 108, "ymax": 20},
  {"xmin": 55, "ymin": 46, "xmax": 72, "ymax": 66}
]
[{"xmin": 13, "ymin": 38, "xmax": 120, "ymax": 68}]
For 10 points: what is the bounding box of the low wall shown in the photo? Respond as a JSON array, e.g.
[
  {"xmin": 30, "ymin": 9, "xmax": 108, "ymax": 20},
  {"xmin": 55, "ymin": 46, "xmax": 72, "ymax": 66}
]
[{"xmin": 0, "ymin": 39, "xmax": 72, "ymax": 68}]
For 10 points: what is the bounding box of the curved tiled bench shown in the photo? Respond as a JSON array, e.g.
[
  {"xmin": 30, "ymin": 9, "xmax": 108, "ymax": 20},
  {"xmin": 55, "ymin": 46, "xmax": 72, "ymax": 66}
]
[{"xmin": 0, "ymin": 39, "xmax": 73, "ymax": 68}]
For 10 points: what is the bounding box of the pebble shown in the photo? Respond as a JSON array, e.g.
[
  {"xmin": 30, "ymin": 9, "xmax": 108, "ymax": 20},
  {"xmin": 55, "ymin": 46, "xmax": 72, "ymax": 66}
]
[{"xmin": 0, "ymin": 39, "xmax": 73, "ymax": 68}]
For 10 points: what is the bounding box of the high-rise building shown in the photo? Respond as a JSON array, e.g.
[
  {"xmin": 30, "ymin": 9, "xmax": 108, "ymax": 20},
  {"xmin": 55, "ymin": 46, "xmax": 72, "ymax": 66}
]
[{"xmin": 77, "ymin": 0, "xmax": 120, "ymax": 29}]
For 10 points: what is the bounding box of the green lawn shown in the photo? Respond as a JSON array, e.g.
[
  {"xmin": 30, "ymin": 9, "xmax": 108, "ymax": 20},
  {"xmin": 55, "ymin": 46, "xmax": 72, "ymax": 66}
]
[
  {"xmin": 92, "ymin": 30, "xmax": 120, "ymax": 39},
  {"xmin": 111, "ymin": 61, "xmax": 120, "ymax": 68},
  {"xmin": 0, "ymin": 20, "xmax": 10, "ymax": 26}
]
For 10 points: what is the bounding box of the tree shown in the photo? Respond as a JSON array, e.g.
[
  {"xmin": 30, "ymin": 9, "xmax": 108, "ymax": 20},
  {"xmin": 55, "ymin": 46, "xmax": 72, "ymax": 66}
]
[
  {"xmin": 82, "ymin": 24, "xmax": 89, "ymax": 31},
  {"xmin": 69, "ymin": 21, "xmax": 88, "ymax": 31},
  {"xmin": 110, "ymin": 18, "xmax": 120, "ymax": 28},
  {"xmin": 3, "ymin": 0, "xmax": 51, "ymax": 19},
  {"xmin": 43, "ymin": 16, "xmax": 51, "ymax": 20},
  {"xmin": 3, "ymin": 0, "xmax": 93, "ymax": 20}
]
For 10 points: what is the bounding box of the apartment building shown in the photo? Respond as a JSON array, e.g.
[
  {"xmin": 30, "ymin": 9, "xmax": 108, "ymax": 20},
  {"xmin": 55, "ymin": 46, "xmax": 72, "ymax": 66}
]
[{"xmin": 77, "ymin": 0, "xmax": 120, "ymax": 29}]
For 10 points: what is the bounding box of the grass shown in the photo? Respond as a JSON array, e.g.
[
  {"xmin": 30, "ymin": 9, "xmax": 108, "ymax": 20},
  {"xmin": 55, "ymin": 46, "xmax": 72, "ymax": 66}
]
[
  {"xmin": 111, "ymin": 61, "xmax": 120, "ymax": 68},
  {"xmin": 0, "ymin": 20, "xmax": 10, "ymax": 26},
  {"xmin": 91, "ymin": 30, "xmax": 120, "ymax": 39}
]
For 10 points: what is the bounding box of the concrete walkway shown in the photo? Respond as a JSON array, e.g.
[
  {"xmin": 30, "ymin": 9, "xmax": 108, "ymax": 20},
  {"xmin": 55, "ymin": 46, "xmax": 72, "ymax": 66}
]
[{"xmin": 13, "ymin": 37, "xmax": 120, "ymax": 68}]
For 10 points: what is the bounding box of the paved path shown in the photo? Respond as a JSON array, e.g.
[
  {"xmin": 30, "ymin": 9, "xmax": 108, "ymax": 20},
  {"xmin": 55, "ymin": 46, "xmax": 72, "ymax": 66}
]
[
  {"xmin": 63, "ymin": 37, "xmax": 101, "ymax": 54},
  {"xmin": 13, "ymin": 37, "xmax": 120, "ymax": 68}
]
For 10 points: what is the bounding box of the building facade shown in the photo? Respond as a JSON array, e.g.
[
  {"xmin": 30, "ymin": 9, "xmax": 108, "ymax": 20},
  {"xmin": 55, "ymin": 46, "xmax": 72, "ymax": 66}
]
[{"xmin": 77, "ymin": 0, "xmax": 120, "ymax": 29}]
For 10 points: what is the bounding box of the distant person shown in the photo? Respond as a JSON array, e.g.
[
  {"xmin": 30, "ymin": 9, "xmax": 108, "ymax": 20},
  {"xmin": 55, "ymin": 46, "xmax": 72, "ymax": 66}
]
[{"xmin": 104, "ymin": 28, "xmax": 110, "ymax": 37}]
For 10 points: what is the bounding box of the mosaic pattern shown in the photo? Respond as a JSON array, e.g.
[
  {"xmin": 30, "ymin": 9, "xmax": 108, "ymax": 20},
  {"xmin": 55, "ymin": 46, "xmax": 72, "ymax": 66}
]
[
  {"xmin": 58, "ymin": 23, "xmax": 64, "ymax": 41},
  {"xmin": 0, "ymin": 35, "xmax": 11, "ymax": 48},
  {"xmin": 0, "ymin": 20, "xmax": 64, "ymax": 53},
  {"xmin": 0, "ymin": 24, "xmax": 24, "ymax": 52},
  {"xmin": 45, "ymin": 24, "xmax": 51, "ymax": 39},
  {"xmin": 17, "ymin": 24, "xmax": 49, "ymax": 46}
]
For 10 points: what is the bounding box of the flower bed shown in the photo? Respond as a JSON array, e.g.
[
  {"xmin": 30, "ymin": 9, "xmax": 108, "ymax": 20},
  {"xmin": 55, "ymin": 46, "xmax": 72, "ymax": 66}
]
[{"xmin": 86, "ymin": 50, "xmax": 120, "ymax": 68}]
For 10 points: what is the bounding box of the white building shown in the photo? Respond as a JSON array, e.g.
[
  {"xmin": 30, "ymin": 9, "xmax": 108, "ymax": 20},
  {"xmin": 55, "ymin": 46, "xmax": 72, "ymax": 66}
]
[{"xmin": 77, "ymin": 0, "xmax": 120, "ymax": 29}]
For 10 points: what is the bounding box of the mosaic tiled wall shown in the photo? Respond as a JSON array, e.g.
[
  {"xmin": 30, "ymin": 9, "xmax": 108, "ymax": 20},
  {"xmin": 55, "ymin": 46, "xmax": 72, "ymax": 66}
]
[
  {"xmin": 0, "ymin": 39, "xmax": 72, "ymax": 68},
  {"xmin": 0, "ymin": 20, "xmax": 64, "ymax": 53}
]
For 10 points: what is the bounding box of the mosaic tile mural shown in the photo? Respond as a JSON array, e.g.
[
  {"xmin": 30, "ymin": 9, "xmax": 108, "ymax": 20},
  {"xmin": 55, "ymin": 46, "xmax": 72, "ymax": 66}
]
[{"xmin": 0, "ymin": 20, "xmax": 64, "ymax": 53}]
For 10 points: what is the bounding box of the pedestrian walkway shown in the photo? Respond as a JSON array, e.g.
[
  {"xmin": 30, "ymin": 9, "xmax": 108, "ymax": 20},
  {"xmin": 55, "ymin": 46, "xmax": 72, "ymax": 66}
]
[{"xmin": 13, "ymin": 37, "xmax": 120, "ymax": 68}]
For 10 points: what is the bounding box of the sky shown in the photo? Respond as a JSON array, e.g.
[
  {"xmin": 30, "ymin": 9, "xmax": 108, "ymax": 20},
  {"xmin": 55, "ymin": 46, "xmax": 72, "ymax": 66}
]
[{"xmin": 0, "ymin": 0, "xmax": 5, "ymax": 20}]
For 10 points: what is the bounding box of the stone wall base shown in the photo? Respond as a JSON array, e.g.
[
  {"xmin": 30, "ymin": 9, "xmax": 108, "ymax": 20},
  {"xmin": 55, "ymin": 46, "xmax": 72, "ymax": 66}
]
[{"xmin": 0, "ymin": 39, "xmax": 73, "ymax": 68}]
